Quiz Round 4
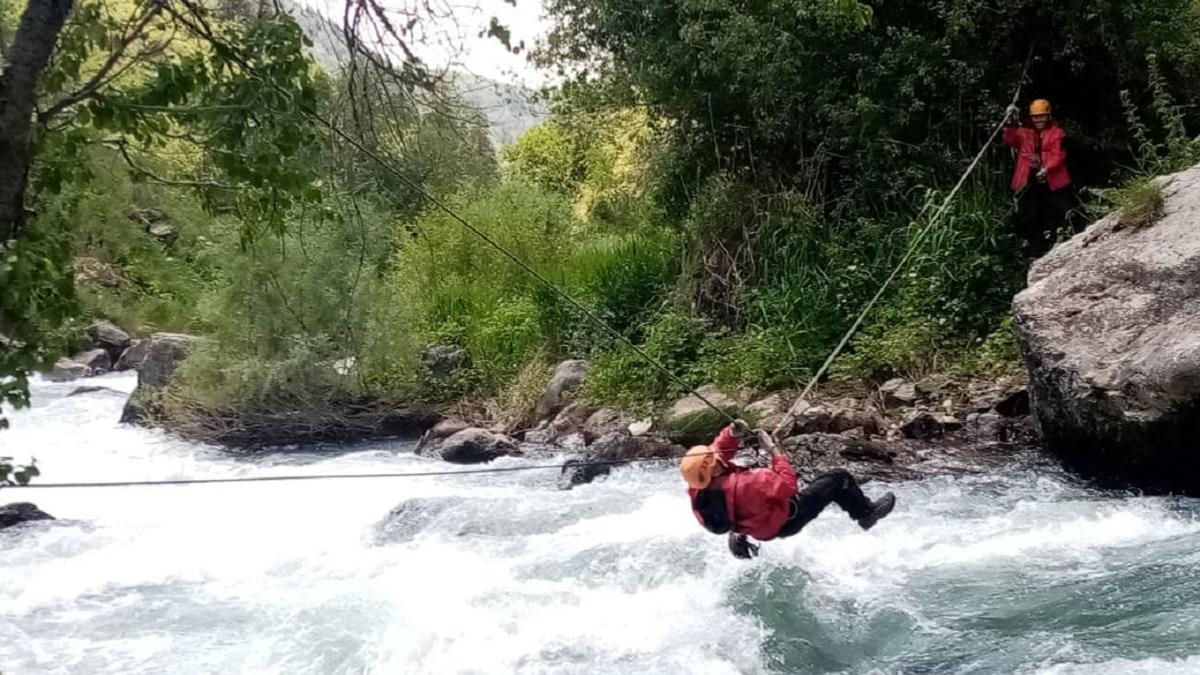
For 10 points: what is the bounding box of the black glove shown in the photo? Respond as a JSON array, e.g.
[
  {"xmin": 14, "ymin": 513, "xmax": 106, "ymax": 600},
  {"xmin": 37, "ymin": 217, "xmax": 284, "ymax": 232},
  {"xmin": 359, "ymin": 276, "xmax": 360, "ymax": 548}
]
[{"xmin": 728, "ymin": 533, "xmax": 760, "ymax": 560}]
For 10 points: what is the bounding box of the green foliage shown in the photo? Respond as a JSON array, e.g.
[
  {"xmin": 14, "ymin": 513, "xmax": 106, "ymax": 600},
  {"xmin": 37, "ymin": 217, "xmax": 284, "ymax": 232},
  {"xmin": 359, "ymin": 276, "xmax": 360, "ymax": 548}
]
[
  {"xmin": 0, "ymin": 457, "xmax": 40, "ymax": 486},
  {"xmin": 502, "ymin": 122, "xmax": 584, "ymax": 194},
  {"xmin": 1110, "ymin": 178, "xmax": 1165, "ymax": 230},
  {"xmin": 582, "ymin": 311, "xmax": 709, "ymax": 409}
]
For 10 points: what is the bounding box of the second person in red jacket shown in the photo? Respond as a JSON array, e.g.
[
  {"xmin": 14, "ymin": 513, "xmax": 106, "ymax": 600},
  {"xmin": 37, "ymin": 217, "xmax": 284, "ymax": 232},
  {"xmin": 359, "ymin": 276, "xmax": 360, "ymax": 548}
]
[
  {"xmin": 680, "ymin": 423, "xmax": 896, "ymax": 559},
  {"xmin": 1003, "ymin": 98, "xmax": 1078, "ymax": 256}
]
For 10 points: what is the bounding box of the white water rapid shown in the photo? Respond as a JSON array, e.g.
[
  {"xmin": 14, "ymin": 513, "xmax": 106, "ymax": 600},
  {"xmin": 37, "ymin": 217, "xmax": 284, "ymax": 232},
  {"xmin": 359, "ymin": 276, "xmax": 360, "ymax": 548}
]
[{"xmin": 2, "ymin": 373, "xmax": 1200, "ymax": 674}]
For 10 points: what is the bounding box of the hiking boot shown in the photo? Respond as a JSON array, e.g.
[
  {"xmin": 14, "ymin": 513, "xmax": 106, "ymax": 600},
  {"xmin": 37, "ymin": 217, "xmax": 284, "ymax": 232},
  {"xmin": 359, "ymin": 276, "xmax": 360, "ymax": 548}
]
[{"xmin": 858, "ymin": 492, "xmax": 896, "ymax": 531}]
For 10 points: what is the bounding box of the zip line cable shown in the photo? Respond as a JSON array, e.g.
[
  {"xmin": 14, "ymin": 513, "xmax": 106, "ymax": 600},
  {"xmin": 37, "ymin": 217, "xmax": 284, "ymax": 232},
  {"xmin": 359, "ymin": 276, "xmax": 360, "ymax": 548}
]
[
  {"xmin": 2, "ymin": 14, "xmax": 1031, "ymax": 490},
  {"xmin": 771, "ymin": 49, "xmax": 1034, "ymax": 439}
]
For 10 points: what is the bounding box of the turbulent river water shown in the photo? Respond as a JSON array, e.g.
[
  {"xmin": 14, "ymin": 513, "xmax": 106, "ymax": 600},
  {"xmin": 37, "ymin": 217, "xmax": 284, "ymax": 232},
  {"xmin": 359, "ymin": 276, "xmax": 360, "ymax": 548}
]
[{"xmin": 2, "ymin": 373, "xmax": 1200, "ymax": 674}]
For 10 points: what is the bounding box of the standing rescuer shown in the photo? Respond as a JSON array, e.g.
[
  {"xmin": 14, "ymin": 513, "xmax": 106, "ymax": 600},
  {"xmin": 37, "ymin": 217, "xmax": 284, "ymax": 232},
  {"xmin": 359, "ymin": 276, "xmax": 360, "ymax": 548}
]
[
  {"xmin": 1003, "ymin": 98, "xmax": 1077, "ymax": 255},
  {"xmin": 680, "ymin": 422, "xmax": 896, "ymax": 559}
]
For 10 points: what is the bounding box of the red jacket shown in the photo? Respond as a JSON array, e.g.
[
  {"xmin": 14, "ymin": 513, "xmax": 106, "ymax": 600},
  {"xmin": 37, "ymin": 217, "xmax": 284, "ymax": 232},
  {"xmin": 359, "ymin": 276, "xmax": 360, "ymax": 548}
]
[
  {"xmin": 687, "ymin": 426, "xmax": 798, "ymax": 540},
  {"xmin": 1002, "ymin": 123, "xmax": 1071, "ymax": 192}
]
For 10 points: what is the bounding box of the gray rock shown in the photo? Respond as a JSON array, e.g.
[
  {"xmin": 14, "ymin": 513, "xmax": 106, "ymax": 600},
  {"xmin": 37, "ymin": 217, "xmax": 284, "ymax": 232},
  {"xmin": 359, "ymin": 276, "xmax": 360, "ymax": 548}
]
[
  {"xmin": 66, "ymin": 385, "xmax": 122, "ymax": 397},
  {"xmin": 534, "ymin": 359, "xmax": 589, "ymax": 422},
  {"xmin": 421, "ymin": 344, "xmax": 471, "ymax": 379},
  {"xmin": 415, "ymin": 418, "xmax": 471, "ymax": 453},
  {"xmin": 148, "ymin": 221, "xmax": 176, "ymax": 245},
  {"xmin": 87, "ymin": 320, "xmax": 132, "ymax": 360},
  {"xmin": 0, "ymin": 502, "xmax": 54, "ymax": 530},
  {"xmin": 663, "ymin": 385, "xmax": 742, "ymax": 445},
  {"xmin": 375, "ymin": 497, "xmax": 460, "ymax": 543},
  {"xmin": 120, "ymin": 333, "xmax": 200, "ymax": 424},
  {"xmin": 583, "ymin": 408, "xmax": 629, "ymax": 439},
  {"xmin": 901, "ymin": 411, "xmax": 963, "ymax": 440},
  {"xmin": 73, "ymin": 348, "xmax": 112, "ymax": 374},
  {"xmin": 880, "ymin": 378, "xmax": 921, "ymax": 406},
  {"xmin": 428, "ymin": 428, "xmax": 517, "ymax": 464},
  {"xmin": 46, "ymin": 358, "xmax": 92, "ymax": 382},
  {"xmin": 1013, "ymin": 164, "xmax": 1200, "ymax": 492},
  {"xmin": 558, "ymin": 432, "xmax": 684, "ymax": 489},
  {"xmin": 549, "ymin": 403, "xmax": 596, "ymax": 437},
  {"xmin": 115, "ymin": 338, "xmax": 150, "ymax": 371}
]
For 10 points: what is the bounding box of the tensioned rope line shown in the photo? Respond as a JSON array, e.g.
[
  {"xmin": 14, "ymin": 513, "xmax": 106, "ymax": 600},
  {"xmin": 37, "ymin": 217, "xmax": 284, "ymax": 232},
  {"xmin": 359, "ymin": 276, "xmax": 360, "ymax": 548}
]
[
  {"xmin": 3, "ymin": 16, "xmax": 1030, "ymax": 490},
  {"xmin": 771, "ymin": 49, "xmax": 1035, "ymax": 440}
]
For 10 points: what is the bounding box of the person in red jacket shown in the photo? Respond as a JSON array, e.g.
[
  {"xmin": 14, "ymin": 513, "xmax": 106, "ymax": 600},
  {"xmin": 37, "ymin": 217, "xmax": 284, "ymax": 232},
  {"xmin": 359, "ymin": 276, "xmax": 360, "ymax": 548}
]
[
  {"xmin": 1003, "ymin": 98, "xmax": 1078, "ymax": 256},
  {"xmin": 680, "ymin": 422, "xmax": 896, "ymax": 559}
]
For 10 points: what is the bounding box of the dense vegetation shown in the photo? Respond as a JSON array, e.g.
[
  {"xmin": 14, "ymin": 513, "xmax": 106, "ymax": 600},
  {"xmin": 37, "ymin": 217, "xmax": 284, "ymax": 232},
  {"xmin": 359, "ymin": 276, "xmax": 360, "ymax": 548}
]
[{"xmin": 5, "ymin": 0, "xmax": 1200, "ymax": 437}]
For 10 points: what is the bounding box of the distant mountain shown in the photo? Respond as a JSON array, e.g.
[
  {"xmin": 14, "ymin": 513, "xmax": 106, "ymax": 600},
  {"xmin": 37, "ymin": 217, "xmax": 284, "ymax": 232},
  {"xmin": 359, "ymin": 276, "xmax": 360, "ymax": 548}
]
[{"xmin": 286, "ymin": 2, "xmax": 546, "ymax": 147}]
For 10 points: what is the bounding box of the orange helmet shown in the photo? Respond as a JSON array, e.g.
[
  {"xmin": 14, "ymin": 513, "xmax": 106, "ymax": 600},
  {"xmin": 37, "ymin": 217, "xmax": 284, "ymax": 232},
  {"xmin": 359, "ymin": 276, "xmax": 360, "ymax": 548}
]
[
  {"xmin": 680, "ymin": 445, "xmax": 716, "ymax": 489},
  {"xmin": 1029, "ymin": 99, "xmax": 1052, "ymax": 116}
]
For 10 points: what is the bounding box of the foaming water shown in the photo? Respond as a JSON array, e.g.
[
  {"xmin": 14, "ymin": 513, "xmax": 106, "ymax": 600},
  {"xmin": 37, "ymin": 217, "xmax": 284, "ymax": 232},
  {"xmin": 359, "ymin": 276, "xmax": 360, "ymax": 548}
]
[{"xmin": 1, "ymin": 374, "xmax": 1199, "ymax": 674}]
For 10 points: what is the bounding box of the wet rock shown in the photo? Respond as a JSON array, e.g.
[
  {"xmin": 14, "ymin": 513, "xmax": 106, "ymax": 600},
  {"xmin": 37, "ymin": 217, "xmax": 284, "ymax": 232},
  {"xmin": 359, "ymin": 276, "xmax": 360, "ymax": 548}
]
[
  {"xmin": 880, "ymin": 378, "xmax": 921, "ymax": 407},
  {"xmin": 534, "ymin": 360, "xmax": 589, "ymax": 422},
  {"xmin": 559, "ymin": 455, "xmax": 612, "ymax": 489},
  {"xmin": 415, "ymin": 418, "xmax": 471, "ymax": 453},
  {"xmin": 66, "ymin": 385, "xmax": 123, "ymax": 397},
  {"xmin": 421, "ymin": 344, "xmax": 471, "ymax": 379},
  {"xmin": 120, "ymin": 333, "xmax": 200, "ymax": 424},
  {"xmin": 87, "ymin": 320, "xmax": 132, "ymax": 360},
  {"xmin": 0, "ymin": 503, "xmax": 54, "ymax": 530},
  {"xmin": 426, "ymin": 428, "xmax": 517, "ymax": 464},
  {"xmin": 115, "ymin": 338, "xmax": 151, "ymax": 371},
  {"xmin": 901, "ymin": 411, "xmax": 963, "ymax": 440},
  {"xmin": 522, "ymin": 426, "xmax": 556, "ymax": 445},
  {"xmin": 374, "ymin": 497, "xmax": 460, "ymax": 543},
  {"xmin": 46, "ymin": 357, "xmax": 92, "ymax": 382},
  {"xmin": 1013, "ymin": 164, "xmax": 1200, "ymax": 493},
  {"xmin": 791, "ymin": 400, "xmax": 833, "ymax": 434},
  {"xmin": 663, "ymin": 385, "xmax": 743, "ymax": 445},
  {"xmin": 559, "ymin": 432, "xmax": 684, "ymax": 489},
  {"xmin": 73, "ymin": 348, "xmax": 112, "ymax": 374}
]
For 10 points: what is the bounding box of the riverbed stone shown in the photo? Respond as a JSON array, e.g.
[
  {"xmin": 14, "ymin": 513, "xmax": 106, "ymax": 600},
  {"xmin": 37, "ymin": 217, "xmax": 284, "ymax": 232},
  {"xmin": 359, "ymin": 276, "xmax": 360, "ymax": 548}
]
[
  {"xmin": 901, "ymin": 410, "xmax": 963, "ymax": 440},
  {"xmin": 87, "ymin": 320, "xmax": 132, "ymax": 360},
  {"xmin": 0, "ymin": 502, "xmax": 54, "ymax": 530},
  {"xmin": 428, "ymin": 428, "xmax": 517, "ymax": 464},
  {"xmin": 1014, "ymin": 164, "xmax": 1200, "ymax": 492},
  {"xmin": 73, "ymin": 348, "xmax": 112, "ymax": 374},
  {"xmin": 46, "ymin": 357, "xmax": 92, "ymax": 382},
  {"xmin": 115, "ymin": 338, "xmax": 151, "ymax": 371},
  {"xmin": 120, "ymin": 332, "xmax": 200, "ymax": 424},
  {"xmin": 880, "ymin": 378, "xmax": 921, "ymax": 406}
]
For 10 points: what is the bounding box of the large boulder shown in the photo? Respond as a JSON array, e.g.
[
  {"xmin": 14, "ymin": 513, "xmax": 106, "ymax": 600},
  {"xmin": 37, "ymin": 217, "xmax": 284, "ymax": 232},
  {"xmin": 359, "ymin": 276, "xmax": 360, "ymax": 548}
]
[
  {"xmin": 423, "ymin": 428, "xmax": 517, "ymax": 464},
  {"xmin": 534, "ymin": 359, "xmax": 589, "ymax": 422},
  {"xmin": 1013, "ymin": 166, "xmax": 1200, "ymax": 492},
  {"xmin": 87, "ymin": 320, "xmax": 132, "ymax": 361},
  {"xmin": 115, "ymin": 338, "xmax": 151, "ymax": 371},
  {"xmin": 120, "ymin": 333, "xmax": 200, "ymax": 424},
  {"xmin": 662, "ymin": 385, "xmax": 743, "ymax": 445},
  {"xmin": 558, "ymin": 432, "xmax": 684, "ymax": 489},
  {"xmin": 0, "ymin": 502, "xmax": 54, "ymax": 530}
]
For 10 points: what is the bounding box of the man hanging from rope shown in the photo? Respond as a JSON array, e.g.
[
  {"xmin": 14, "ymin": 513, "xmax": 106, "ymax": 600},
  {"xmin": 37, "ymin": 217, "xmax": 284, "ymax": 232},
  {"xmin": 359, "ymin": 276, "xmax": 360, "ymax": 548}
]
[
  {"xmin": 1003, "ymin": 98, "xmax": 1078, "ymax": 256},
  {"xmin": 680, "ymin": 422, "xmax": 896, "ymax": 559}
]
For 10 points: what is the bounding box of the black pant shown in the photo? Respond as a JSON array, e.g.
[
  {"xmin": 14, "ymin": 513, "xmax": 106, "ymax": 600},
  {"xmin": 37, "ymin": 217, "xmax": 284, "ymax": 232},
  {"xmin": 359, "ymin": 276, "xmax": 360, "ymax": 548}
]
[
  {"xmin": 1015, "ymin": 183, "xmax": 1080, "ymax": 257},
  {"xmin": 773, "ymin": 469, "xmax": 873, "ymax": 539}
]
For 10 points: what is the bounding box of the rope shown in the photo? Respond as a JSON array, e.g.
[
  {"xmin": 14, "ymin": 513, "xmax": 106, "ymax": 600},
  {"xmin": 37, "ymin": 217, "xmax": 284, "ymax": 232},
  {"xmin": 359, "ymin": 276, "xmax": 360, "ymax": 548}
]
[
  {"xmin": 771, "ymin": 49, "xmax": 1034, "ymax": 439},
  {"xmin": 2, "ymin": 451, "xmax": 724, "ymax": 489}
]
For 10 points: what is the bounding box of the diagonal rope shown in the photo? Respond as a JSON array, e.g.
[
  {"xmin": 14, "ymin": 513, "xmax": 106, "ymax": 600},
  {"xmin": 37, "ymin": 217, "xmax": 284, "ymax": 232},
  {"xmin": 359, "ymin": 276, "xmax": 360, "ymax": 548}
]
[{"xmin": 771, "ymin": 49, "xmax": 1034, "ymax": 440}]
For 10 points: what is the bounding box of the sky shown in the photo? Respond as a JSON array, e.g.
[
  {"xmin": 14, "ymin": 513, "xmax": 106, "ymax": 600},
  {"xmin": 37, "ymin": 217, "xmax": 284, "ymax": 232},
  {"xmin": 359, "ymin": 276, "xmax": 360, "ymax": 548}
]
[{"xmin": 294, "ymin": 0, "xmax": 553, "ymax": 87}]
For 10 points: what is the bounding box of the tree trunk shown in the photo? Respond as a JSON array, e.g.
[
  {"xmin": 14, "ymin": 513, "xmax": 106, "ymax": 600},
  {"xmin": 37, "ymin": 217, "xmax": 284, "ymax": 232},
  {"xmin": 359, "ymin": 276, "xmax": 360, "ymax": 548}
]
[{"xmin": 0, "ymin": 0, "xmax": 74, "ymax": 244}]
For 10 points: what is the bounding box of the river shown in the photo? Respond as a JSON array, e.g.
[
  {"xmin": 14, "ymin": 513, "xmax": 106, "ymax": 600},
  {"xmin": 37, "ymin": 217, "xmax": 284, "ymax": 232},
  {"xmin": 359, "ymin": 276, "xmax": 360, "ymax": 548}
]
[{"xmin": 1, "ymin": 372, "xmax": 1199, "ymax": 674}]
